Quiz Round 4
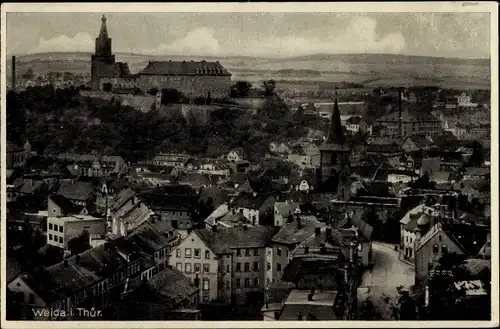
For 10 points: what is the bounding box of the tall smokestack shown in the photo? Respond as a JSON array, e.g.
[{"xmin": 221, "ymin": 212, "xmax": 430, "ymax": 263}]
[
  {"xmin": 398, "ymin": 88, "xmax": 403, "ymax": 137},
  {"xmin": 12, "ymin": 56, "xmax": 16, "ymax": 91}
]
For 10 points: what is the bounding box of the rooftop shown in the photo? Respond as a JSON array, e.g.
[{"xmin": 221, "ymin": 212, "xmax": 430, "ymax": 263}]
[{"xmin": 139, "ymin": 60, "xmax": 231, "ymax": 76}]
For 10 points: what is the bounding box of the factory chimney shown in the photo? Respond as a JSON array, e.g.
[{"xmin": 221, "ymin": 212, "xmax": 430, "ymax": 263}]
[
  {"xmin": 11, "ymin": 56, "xmax": 16, "ymax": 91},
  {"xmin": 398, "ymin": 87, "xmax": 403, "ymax": 137}
]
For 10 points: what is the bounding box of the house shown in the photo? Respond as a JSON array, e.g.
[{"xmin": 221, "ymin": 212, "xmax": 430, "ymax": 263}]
[
  {"xmin": 57, "ymin": 181, "xmax": 94, "ymax": 207},
  {"xmin": 47, "ymin": 214, "xmax": 106, "ymax": 250},
  {"xmin": 345, "ymin": 212, "xmax": 374, "ymax": 267},
  {"xmin": 6, "ymin": 141, "xmax": 32, "ymax": 169},
  {"xmin": 120, "ymin": 266, "xmax": 200, "ymax": 320},
  {"xmin": 456, "ymin": 179, "xmax": 490, "ymax": 205},
  {"xmin": 230, "ymin": 193, "xmax": 277, "ymax": 225},
  {"xmin": 344, "ymin": 116, "xmax": 371, "ymax": 135},
  {"xmin": 48, "ymin": 194, "xmax": 87, "ymax": 217},
  {"xmin": 227, "ymin": 148, "xmax": 245, "ymax": 162},
  {"xmin": 110, "ymin": 188, "xmax": 155, "ymax": 237},
  {"xmin": 140, "ymin": 193, "xmax": 196, "ymax": 234},
  {"xmin": 268, "ymin": 215, "xmax": 324, "ymax": 285},
  {"xmin": 7, "ymin": 242, "xmax": 141, "ymax": 320},
  {"xmin": 169, "ymin": 226, "xmax": 280, "ymax": 305},
  {"xmin": 414, "ymin": 223, "xmax": 466, "ymax": 283},
  {"xmin": 401, "ymin": 136, "xmax": 437, "ymax": 153},
  {"xmin": 278, "ymin": 289, "xmax": 340, "ymax": 320},
  {"xmin": 269, "ymin": 142, "xmax": 292, "ymax": 155},
  {"xmin": 463, "ymin": 167, "xmax": 490, "ymax": 181},
  {"xmin": 100, "ymin": 155, "xmax": 127, "ymax": 175},
  {"xmin": 273, "ymin": 201, "xmax": 298, "ymax": 227},
  {"xmin": 152, "ymin": 153, "xmax": 192, "ymax": 169},
  {"xmin": 373, "ymin": 168, "xmax": 418, "ymax": 184},
  {"xmin": 376, "ymin": 110, "xmax": 441, "ymax": 137}
]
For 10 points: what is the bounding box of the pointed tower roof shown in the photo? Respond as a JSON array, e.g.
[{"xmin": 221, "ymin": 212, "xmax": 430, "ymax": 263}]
[
  {"xmin": 99, "ymin": 14, "xmax": 109, "ymax": 39},
  {"xmin": 319, "ymin": 89, "xmax": 350, "ymax": 152}
]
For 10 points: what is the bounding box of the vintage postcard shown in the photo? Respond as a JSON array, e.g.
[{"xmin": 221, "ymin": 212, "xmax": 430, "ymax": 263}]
[{"xmin": 1, "ymin": 2, "xmax": 498, "ymax": 328}]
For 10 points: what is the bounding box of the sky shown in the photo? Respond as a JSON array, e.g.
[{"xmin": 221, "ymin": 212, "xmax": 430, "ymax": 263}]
[{"xmin": 6, "ymin": 12, "xmax": 491, "ymax": 59}]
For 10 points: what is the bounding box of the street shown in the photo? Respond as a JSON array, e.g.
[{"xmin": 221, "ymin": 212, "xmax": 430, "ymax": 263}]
[{"xmin": 358, "ymin": 242, "xmax": 415, "ymax": 320}]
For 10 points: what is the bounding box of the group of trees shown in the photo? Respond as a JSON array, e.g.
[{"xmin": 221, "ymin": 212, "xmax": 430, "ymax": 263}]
[{"xmin": 230, "ymin": 79, "xmax": 276, "ymax": 98}]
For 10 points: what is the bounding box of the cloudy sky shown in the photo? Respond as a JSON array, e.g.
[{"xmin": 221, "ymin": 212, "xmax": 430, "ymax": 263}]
[{"xmin": 6, "ymin": 12, "xmax": 491, "ymax": 58}]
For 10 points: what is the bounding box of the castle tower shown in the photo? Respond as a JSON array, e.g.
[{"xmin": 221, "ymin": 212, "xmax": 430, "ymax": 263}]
[
  {"xmin": 318, "ymin": 89, "xmax": 351, "ymax": 200},
  {"xmin": 91, "ymin": 14, "xmax": 116, "ymax": 90}
]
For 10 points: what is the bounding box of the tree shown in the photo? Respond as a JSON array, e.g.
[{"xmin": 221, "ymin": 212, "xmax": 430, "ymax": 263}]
[
  {"xmin": 261, "ymin": 79, "xmax": 276, "ymax": 96},
  {"xmin": 148, "ymin": 87, "xmax": 159, "ymax": 96},
  {"xmin": 6, "ymin": 90, "xmax": 27, "ymax": 143},
  {"xmin": 22, "ymin": 68, "xmax": 34, "ymax": 80},
  {"xmin": 161, "ymin": 88, "xmax": 184, "ymax": 104},
  {"xmin": 67, "ymin": 230, "xmax": 91, "ymax": 255},
  {"xmin": 230, "ymin": 81, "xmax": 252, "ymax": 98},
  {"xmin": 410, "ymin": 173, "xmax": 436, "ymax": 189},
  {"xmin": 102, "ymin": 82, "xmax": 113, "ymax": 92},
  {"xmin": 360, "ymin": 299, "xmax": 382, "ymax": 320}
]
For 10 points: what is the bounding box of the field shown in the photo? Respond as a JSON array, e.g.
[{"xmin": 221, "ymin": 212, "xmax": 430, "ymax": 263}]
[{"xmin": 6, "ymin": 52, "xmax": 491, "ymax": 90}]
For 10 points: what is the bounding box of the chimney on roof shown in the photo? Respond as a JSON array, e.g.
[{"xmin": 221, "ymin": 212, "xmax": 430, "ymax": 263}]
[
  {"xmin": 307, "ymin": 293, "xmax": 314, "ymax": 301},
  {"xmin": 315, "ymin": 227, "xmax": 321, "ymax": 236}
]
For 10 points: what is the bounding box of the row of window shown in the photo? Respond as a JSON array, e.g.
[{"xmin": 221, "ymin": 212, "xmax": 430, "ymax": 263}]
[
  {"xmin": 236, "ymin": 248, "xmax": 259, "ymax": 257},
  {"xmin": 176, "ymin": 248, "xmax": 211, "ymax": 259},
  {"xmin": 433, "ymin": 244, "xmax": 448, "ymax": 254},
  {"xmin": 235, "ymin": 262, "xmax": 259, "ymax": 272},
  {"xmin": 49, "ymin": 234, "xmax": 64, "ymax": 244},
  {"xmin": 48, "ymin": 223, "xmax": 64, "ymax": 233},
  {"xmin": 267, "ymin": 262, "xmax": 282, "ymax": 272},
  {"xmin": 176, "ymin": 262, "xmax": 211, "ymax": 274},
  {"xmin": 235, "ymin": 277, "xmax": 259, "ymax": 289}
]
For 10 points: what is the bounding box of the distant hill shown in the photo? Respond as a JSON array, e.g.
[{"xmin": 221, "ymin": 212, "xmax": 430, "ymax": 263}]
[{"xmin": 6, "ymin": 52, "xmax": 491, "ymax": 89}]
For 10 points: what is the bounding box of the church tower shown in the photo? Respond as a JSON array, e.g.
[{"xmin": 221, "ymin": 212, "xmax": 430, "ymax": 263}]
[
  {"xmin": 318, "ymin": 89, "xmax": 351, "ymax": 200},
  {"xmin": 91, "ymin": 15, "xmax": 116, "ymax": 90}
]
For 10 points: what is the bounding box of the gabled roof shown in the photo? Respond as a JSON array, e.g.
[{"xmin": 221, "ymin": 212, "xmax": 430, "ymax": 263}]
[
  {"xmin": 231, "ymin": 193, "xmax": 274, "ymax": 210},
  {"xmin": 49, "ymin": 194, "xmax": 85, "ymax": 215},
  {"xmin": 195, "ymin": 226, "xmax": 280, "ymax": 254},
  {"xmin": 415, "ymin": 223, "xmax": 466, "ymax": 253},
  {"xmin": 139, "ymin": 60, "xmax": 231, "ymax": 76},
  {"xmin": 319, "ymin": 95, "xmax": 350, "ymax": 152},
  {"xmin": 272, "ymin": 216, "xmax": 324, "ymax": 245},
  {"xmin": 57, "ymin": 181, "xmax": 94, "ymax": 201}
]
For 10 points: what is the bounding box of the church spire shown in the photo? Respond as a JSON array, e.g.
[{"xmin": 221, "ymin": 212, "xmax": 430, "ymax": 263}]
[
  {"xmin": 99, "ymin": 14, "xmax": 109, "ymax": 39},
  {"xmin": 320, "ymin": 87, "xmax": 349, "ymax": 151}
]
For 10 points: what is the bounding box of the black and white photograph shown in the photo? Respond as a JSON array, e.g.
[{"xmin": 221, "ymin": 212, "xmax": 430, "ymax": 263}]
[{"xmin": 1, "ymin": 2, "xmax": 498, "ymax": 326}]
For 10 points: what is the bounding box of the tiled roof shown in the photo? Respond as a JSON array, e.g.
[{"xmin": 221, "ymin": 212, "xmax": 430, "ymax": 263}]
[
  {"xmin": 139, "ymin": 60, "xmax": 231, "ymax": 76},
  {"xmin": 126, "ymin": 221, "xmax": 173, "ymax": 254},
  {"xmin": 146, "ymin": 266, "xmax": 198, "ymax": 306},
  {"xmin": 50, "ymin": 194, "xmax": 85, "ymax": 215},
  {"xmin": 195, "ymin": 226, "xmax": 280, "ymax": 254},
  {"xmin": 231, "ymin": 193, "xmax": 274, "ymax": 210},
  {"xmin": 464, "ymin": 167, "xmax": 490, "ymax": 177},
  {"xmin": 18, "ymin": 179, "xmax": 44, "ymax": 194},
  {"xmin": 377, "ymin": 110, "xmax": 440, "ymax": 123},
  {"xmin": 272, "ymin": 216, "xmax": 324, "ymax": 245},
  {"xmin": 350, "ymin": 213, "xmax": 374, "ymax": 240},
  {"xmin": 57, "ymin": 181, "xmax": 94, "ymax": 201},
  {"xmin": 111, "ymin": 188, "xmax": 136, "ymax": 212},
  {"xmin": 400, "ymin": 204, "xmax": 426, "ymax": 225}
]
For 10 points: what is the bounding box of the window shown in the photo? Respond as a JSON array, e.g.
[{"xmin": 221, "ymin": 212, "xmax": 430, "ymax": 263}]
[
  {"xmin": 245, "ymin": 248, "xmax": 250, "ymax": 256},
  {"xmin": 442, "ymin": 244, "xmax": 448, "ymax": 254},
  {"xmin": 253, "ymin": 262, "xmax": 259, "ymax": 272},
  {"xmin": 49, "ymin": 234, "xmax": 53, "ymax": 241},
  {"xmin": 236, "ymin": 278, "xmax": 241, "ymax": 288},
  {"xmin": 59, "ymin": 226, "xmax": 63, "ymax": 233},
  {"xmin": 286, "ymin": 249, "xmax": 289, "ymax": 258},
  {"xmin": 226, "ymin": 265, "xmax": 229, "ymax": 273},
  {"xmin": 236, "ymin": 263, "xmax": 241, "ymax": 272},
  {"xmin": 254, "ymin": 249, "xmax": 259, "ymax": 256},
  {"xmin": 176, "ymin": 263, "xmax": 182, "ymax": 271},
  {"xmin": 176, "ymin": 249, "xmax": 181, "ymax": 258},
  {"xmin": 237, "ymin": 249, "xmax": 241, "ymax": 256},
  {"xmin": 433, "ymin": 244, "xmax": 439, "ymax": 254},
  {"xmin": 203, "ymin": 279, "xmax": 210, "ymax": 291},
  {"xmin": 194, "ymin": 263, "xmax": 201, "ymax": 273},
  {"xmin": 185, "ymin": 248, "xmax": 192, "ymax": 258},
  {"xmin": 267, "ymin": 249, "xmax": 271, "ymax": 255},
  {"xmin": 244, "ymin": 263, "xmax": 250, "ymax": 272},
  {"xmin": 185, "ymin": 263, "xmax": 192, "ymax": 273},
  {"xmin": 277, "ymin": 263, "xmax": 282, "ymax": 272},
  {"xmin": 194, "ymin": 249, "xmax": 201, "ymax": 258},
  {"xmin": 53, "ymin": 224, "xmax": 58, "ymax": 232},
  {"xmin": 277, "ymin": 248, "xmax": 282, "ymax": 257},
  {"xmin": 267, "ymin": 262, "xmax": 271, "ymax": 270},
  {"xmin": 49, "ymin": 223, "xmax": 53, "ymax": 230},
  {"xmin": 59, "ymin": 236, "xmax": 63, "ymax": 244},
  {"xmin": 406, "ymin": 236, "xmax": 408, "ymax": 243},
  {"xmin": 203, "ymin": 264, "xmax": 210, "ymax": 274},
  {"xmin": 244, "ymin": 278, "xmax": 250, "ymax": 288},
  {"xmin": 438, "ymin": 235, "xmax": 442, "ymax": 242},
  {"xmin": 205, "ymin": 250, "xmax": 210, "ymax": 259},
  {"xmin": 254, "ymin": 278, "xmax": 259, "ymax": 287}
]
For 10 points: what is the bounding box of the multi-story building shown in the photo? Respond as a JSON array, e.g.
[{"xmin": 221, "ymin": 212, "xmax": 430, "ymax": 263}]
[
  {"xmin": 169, "ymin": 226, "xmax": 280, "ymax": 305},
  {"xmin": 376, "ymin": 110, "xmax": 442, "ymax": 137},
  {"xmin": 6, "ymin": 141, "xmax": 32, "ymax": 169},
  {"xmin": 47, "ymin": 214, "xmax": 106, "ymax": 250}
]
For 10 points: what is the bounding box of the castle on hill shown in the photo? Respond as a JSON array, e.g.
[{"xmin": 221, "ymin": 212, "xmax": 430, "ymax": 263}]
[{"xmin": 91, "ymin": 15, "xmax": 232, "ymax": 98}]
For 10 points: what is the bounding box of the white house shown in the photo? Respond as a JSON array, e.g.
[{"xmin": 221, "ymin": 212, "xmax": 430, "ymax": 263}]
[{"xmin": 227, "ymin": 149, "xmax": 245, "ymax": 162}]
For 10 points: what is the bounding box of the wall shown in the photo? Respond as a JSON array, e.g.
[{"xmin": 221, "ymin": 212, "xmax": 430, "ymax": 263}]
[
  {"xmin": 414, "ymin": 229, "xmax": 465, "ymax": 283},
  {"xmin": 231, "ymin": 246, "xmax": 266, "ymax": 305},
  {"xmin": 269, "ymin": 243, "xmax": 293, "ymax": 284},
  {"xmin": 137, "ymin": 74, "xmax": 231, "ymax": 98},
  {"xmin": 156, "ymin": 209, "xmax": 192, "ymax": 230},
  {"xmin": 402, "ymin": 229, "xmax": 417, "ymax": 262},
  {"xmin": 169, "ymin": 232, "xmax": 219, "ymax": 303}
]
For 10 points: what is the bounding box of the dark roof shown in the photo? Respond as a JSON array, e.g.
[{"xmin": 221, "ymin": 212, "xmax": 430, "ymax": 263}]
[
  {"xmin": 366, "ymin": 143, "xmax": 402, "ymax": 154},
  {"xmin": 231, "ymin": 193, "xmax": 274, "ymax": 210},
  {"xmin": 196, "ymin": 226, "xmax": 280, "ymax": 254},
  {"xmin": 377, "ymin": 110, "xmax": 440, "ymax": 123},
  {"xmin": 57, "ymin": 181, "xmax": 94, "ymax": 201},
  {"xmin": 18, "ymin": 179, "xmax": 45, "ymax": 194},
  {"xmin": 319, "ymin": 96, "xmax": 350, "ymax": 152},
  {"xmin": 142, "ymin": 266, "xmax": 198, "ymax": 307},
  {"xmin": 350, "ymin": 213, "xmax": 374, "ymax": 240},
  {"xmin": 139, "ymin": 60, "xmax": 231, "ymax": 76},
  {"xmin": 49, "ymin": 194, "xmax": 85, "ymax": 214},
  {"xmin": 142, "ymin": 194, "xmax": 197, "ymax": 211},
  {"xmin": 272, "ymin": 216, "xmax": 324, "ymax": 245}
]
